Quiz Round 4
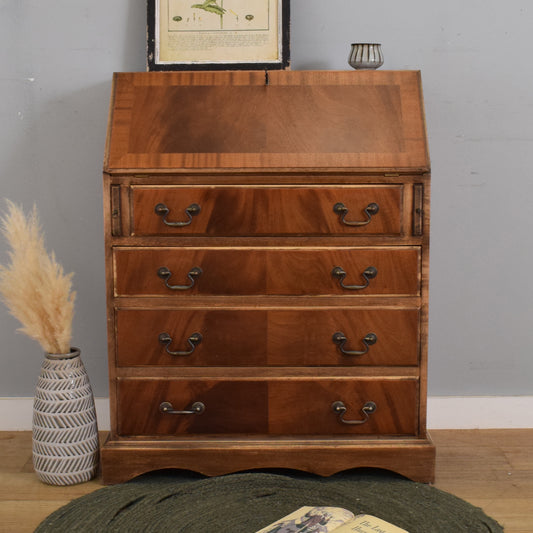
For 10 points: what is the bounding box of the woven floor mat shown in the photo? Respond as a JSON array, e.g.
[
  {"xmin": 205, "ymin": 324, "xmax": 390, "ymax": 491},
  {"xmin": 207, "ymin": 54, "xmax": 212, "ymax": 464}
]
[{"xmin": 35, "ymin": 470, "xmax": 504, "ymax": 532}]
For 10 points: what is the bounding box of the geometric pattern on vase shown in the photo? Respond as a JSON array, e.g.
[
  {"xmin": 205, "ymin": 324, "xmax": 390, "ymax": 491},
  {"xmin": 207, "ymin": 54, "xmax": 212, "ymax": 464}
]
[{"xmin": 32, "ymin": 348, "xmax": 99, "ymax": 485}]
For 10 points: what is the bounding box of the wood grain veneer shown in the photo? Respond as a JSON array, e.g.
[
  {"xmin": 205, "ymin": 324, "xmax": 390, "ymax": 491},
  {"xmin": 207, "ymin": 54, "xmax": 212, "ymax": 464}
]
[
  {"xmin": 101, "ymin": 70, "xmax": 434, "ymax": 484},
  {"xmin": 115, "ymin": 307, "xmax": 420, "ymax": 367},
  {"xmin": 105, "ymin": 70, "xmax": 429, "ymax": 171},
  {"xmin": 132, "ymin": 186, "xmax": 403, "ymax": 236},
  {"xmin": 117, "ymin": 378, "xmax": 418, "ymax": 436},
  {"xmin": 114, "ymin": 247, "xmax": 421, "ymax": 296}
]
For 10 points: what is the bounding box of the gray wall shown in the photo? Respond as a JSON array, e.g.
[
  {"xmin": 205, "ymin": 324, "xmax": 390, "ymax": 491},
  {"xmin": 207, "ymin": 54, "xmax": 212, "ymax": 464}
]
[{"xmin": 1, "ymin": 0, "xmax": 532, "ymax": 398}]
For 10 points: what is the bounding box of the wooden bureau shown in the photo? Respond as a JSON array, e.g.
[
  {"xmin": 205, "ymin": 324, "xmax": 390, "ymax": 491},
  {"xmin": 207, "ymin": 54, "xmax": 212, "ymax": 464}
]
[{"xmin": 101, "ymin": 70, "xmax": 435, "ymax": 484}]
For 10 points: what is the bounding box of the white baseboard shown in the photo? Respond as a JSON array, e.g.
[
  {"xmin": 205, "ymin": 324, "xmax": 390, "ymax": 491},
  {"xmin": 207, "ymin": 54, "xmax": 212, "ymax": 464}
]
[
  {"xmin": 427, "ymin": 396, "xmax": 533, "ymax": 429},
  {"xmin": 0, "ymin": 396, "xmax": 532, "ymax": 431}
]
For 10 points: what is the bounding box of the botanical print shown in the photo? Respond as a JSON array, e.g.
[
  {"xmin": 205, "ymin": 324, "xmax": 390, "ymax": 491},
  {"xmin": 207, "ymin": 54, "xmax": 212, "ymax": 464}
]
[
  {"xmin": 191, "ymin": 0, "xmax": 226, "ymax": 17},
  {"xmin": 156, "ymin": 0, "xmax": 279, "ymax": 63},
  {"xmin": 168, "ymin": 0, "xmax": 269, "ymax": 32}
]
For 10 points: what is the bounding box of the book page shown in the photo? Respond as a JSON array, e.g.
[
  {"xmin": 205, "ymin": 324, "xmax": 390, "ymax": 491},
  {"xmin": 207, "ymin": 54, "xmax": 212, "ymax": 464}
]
[
  {"xmin": 335, "ymin": 514, "xmax": 408, "ymax": 533},
  {"xmin": 254, "ymin": 506, "xmax": 355, "ymax": 533}
]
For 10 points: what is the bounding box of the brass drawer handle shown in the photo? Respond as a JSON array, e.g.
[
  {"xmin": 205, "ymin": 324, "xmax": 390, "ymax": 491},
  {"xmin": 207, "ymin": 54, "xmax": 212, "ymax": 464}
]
[
  {"xmin": 332, "ymin": 400, "xmax": 377, "ymax": 425},
  {"xmin": 159, "ymin": 401, "xmax": 205, "ymax": 415},
  {"xmin": 333, "ymin": 202, "xmax": 379, "ymax": 226},
  {"xmin": 157, "ymin": 266, "xmax": 202, "ymax": 290},
  {"xmin": 331, "ymin": 266, "xmax": 377, "ymax": 290},
  {"xmin": 332, "ymin": 331, "xmax": 377, "ymax": 356},
  {"xmin": 154, "ymin": 202, "xmax": 201, "ymax": 227},
  {"xmin": 159, "ymin": 332, "xmax": 202, "ymax": 356}
]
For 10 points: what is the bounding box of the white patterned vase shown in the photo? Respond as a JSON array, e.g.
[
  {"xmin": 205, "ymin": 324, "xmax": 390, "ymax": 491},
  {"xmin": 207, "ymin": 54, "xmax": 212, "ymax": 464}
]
[{"xmin": 32, "ymin": 348, "xmax": 99, "ymax": 485}]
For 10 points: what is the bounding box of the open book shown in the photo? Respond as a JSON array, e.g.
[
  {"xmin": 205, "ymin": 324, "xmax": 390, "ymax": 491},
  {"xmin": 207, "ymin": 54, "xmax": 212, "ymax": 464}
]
[{"xmin": 254, "ymin": 506, "xmax": 408, "ymax": 533}]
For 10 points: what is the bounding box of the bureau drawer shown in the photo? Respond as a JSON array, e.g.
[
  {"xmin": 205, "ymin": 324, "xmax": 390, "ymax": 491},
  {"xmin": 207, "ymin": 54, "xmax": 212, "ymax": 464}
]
[
  {"xmin": 116, "ymin": 308, "xmax": 419, "ymax": 367},
  {"xmin": 131, "ymin": 186, "xmax": 403, "ymax": 236},
  {"xmin": 117, "ymin": 378, "xmax": 418, "ymax": 436},
  {"xmin": 114, "ymin": 247, "xmax": 420, "ymax": 296}
]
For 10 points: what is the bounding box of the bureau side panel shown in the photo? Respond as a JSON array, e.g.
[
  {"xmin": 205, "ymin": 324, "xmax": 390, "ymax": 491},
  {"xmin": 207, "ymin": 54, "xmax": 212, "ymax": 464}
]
[
  {"xmin": 417, "ymin": 178, "xmax": 431, "ymax": 434},
  {"xmin": 102, "ymin": 173, "xmax": 119, "ymax": 437}
]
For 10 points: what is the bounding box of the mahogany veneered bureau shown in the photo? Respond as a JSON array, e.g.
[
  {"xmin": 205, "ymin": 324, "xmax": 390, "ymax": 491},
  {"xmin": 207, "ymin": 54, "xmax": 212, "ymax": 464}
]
[{"xmin": 101, "ymin": 70, "xmax": 435, "ymax": 484}]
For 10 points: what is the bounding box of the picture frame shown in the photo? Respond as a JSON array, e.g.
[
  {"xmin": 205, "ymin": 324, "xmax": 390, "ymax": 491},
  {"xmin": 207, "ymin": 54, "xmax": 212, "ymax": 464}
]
[{"xmin": 147, "ymin": 0, "xmax": 290, "ymax": 71}]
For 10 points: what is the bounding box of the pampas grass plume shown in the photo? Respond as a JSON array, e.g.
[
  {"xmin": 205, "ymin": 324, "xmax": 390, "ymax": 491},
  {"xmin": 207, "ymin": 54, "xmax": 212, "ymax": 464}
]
[{"xmin": 0, "ymin": 200, "xmax": 76, "ymax": 354}]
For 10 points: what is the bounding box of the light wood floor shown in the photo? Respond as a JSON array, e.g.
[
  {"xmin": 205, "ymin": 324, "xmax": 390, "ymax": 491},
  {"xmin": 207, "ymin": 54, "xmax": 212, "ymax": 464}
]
[{"xmin": 0, "ymin": 429, "xmax": 531, "ymax": 532}]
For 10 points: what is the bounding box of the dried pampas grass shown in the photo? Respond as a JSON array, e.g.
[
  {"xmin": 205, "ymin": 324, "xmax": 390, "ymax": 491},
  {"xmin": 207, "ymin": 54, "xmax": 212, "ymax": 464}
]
[{"xmin": 0, "ymin": 200, "xmax": 76, "ymax": 354}]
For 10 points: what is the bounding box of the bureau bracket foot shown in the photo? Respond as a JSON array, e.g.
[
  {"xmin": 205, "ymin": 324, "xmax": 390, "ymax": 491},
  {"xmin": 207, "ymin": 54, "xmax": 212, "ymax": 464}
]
[{"xmin": 101, "ymin": 434, "xmax": 436, "ymax": 485}]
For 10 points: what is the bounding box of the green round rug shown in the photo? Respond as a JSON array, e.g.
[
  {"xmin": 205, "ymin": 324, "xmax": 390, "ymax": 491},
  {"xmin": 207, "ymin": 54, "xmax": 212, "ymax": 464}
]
[{"xmin": 35, "ymin": 470, "xmax": 503, "ymax": 533}]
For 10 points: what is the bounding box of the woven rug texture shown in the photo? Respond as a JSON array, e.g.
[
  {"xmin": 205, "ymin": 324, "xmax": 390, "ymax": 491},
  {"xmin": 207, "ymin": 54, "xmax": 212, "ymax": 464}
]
[{"xmin": 35, "ymin": 470, "xmax": 504, "ymax": 533}]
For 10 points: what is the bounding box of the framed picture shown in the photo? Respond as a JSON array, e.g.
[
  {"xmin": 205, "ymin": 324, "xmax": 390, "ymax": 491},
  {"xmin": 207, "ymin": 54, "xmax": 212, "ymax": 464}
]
[{"xmin": 147, "ymin": 0, "xmax": 290, "ymax": 70}]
